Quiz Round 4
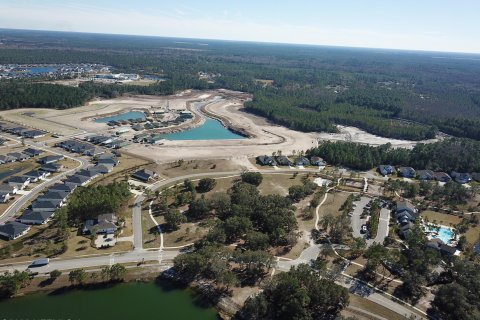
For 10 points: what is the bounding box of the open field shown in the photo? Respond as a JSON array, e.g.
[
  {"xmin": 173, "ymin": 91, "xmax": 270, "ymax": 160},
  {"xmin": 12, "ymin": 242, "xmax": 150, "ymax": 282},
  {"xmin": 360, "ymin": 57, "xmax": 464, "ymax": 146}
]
[
  {"xmin": 318, "ymin": 192, "xmax": 350, "ymax": 218},
  {"xmin": 61, "ymin": 235, "xmax": 132, "ymax": 258},
  {"xmin": 421, "ymin": 210, "xmax": 462, "ymax": 226}
]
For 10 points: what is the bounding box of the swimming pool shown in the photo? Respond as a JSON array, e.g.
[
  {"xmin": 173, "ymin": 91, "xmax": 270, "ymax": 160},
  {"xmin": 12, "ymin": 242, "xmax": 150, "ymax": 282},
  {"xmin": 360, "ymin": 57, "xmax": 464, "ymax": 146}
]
[
  {"xmin": 95, "ymin": 111, "xmax": 146, "ymax": 123},
  {"xmin": 426, "ymin": 226, "xmax": 455, "ymax": 244}
]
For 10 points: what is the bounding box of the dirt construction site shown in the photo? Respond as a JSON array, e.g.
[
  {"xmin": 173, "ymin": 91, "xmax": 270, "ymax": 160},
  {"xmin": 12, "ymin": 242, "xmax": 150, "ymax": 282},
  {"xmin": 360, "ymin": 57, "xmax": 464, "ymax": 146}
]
[{"xmin": 0, "ymin": 89, "xmax": 437, "ymax": 165}]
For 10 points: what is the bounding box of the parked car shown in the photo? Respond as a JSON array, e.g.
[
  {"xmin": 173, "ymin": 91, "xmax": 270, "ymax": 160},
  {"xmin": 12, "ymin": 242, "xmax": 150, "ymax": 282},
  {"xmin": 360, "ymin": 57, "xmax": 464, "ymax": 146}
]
[{"xmin": 360, "ymin": 225, "xmax": 367, "ymax": 234}]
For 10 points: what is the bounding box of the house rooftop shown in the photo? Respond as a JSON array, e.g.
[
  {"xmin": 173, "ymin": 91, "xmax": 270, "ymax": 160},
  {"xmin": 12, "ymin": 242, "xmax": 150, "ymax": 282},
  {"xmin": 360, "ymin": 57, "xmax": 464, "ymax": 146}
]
[{"xmin": 0, "ymin": 221, "xmax": 30, "ymax": 238}]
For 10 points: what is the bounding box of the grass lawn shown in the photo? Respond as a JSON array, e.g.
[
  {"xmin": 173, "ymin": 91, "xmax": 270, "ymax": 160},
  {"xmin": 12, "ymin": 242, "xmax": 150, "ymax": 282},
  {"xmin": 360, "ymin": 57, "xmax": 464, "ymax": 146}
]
[
  {"xmin": 465, "ymin": 225, "xmax": 480, "ymax": 244},
  {"xmin": 160, "ymin": 220, "xmax": 208, "ymax": 248},
  {"xmin": 60, "ymin": 234, "xmax": 132, "ymax": 258},
  {"xmin": 345, "ymin": 294, "xmax": 410, "ymax": 320},
  {"xmin": 141, "ymin": 210, "xmax": 161, "ymax": 249},
  {"xmin": 421, "ymin": 210, "xmax": 462, "ymax": 226},
  {"xmin": 318, "ymin": 191, "xmax": 350, "ymax": 218},
  {"xmin": 257, "ymin": 173, "xmax": 308, "ymax": 196},
  {"xmin": 155, "ymin": 159, "xmax": 239, "ymax": 179}
]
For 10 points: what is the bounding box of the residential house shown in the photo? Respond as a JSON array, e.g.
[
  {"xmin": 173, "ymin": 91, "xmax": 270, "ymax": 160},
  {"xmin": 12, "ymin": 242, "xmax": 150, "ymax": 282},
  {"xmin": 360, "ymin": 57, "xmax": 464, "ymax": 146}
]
[
  {"xmin": 22, "ymin": 148, "xmax": 43, "ymax": 157},
  {"xmin": 38, "ymin": 191, "xmax": 69, "ymax": 203},
  {"xmin": 450, "ymin": 171, "xmax": 471, "ymax": 184},
  {"xmin": 310, "ymin": 156, "xmax": 326, "ymax": 167},
  {"xmin": 0, "ymin": 154, "xmax": 16, "ymax": 164},
  {"xmin": 37, "ymin": 155, "xmax": 64, "ymax": 165},
  {"xmin": 31, "ymin": 200, "xmax": 59, "ymax": 212},
  {"xmin": 97, "ymin": 157, "xmax": 118, "ymax": 167},
  {"xmin": 378, "ymin": 165, "xmax": 395, "ymax": 176},
  {"xmin": 64, "ymin": 175, "xmax": 90, "ymax": 187},
  {"xmin": 295, "ymin": 157, "xmax": 310, "ymax": 166},
  {"xmin": 276, "ymin": 156, "xmax": 293, "ymax": 166},
  {"xmin": 16, "ymin": 210, "xmax": 55, "ymax": 225},
  {"xmin": 0, "ymin": 184, "xmax": 17, "ymax": 195},
  {"xmin": 0, "ymin": 221, "xmax": 30, "ymax": 240},
  {"xmin": 132, "ymin": 169, "xmax": 157, "ymax": 182},
  {"xmin": 92, "ymin": 164, "xmax": 112, "ymax": 174},
  {"xmin": 83, "ymin": 213, "xmax": 118, "ymax": 234},
  {"xmin": 0, "ymin": 191, "xmax": 10, "ymax": 203},
  {"xmin": 75, "ymin": 169, "xmax": 100, "ymax": 180},
  {"xmin": 433, "ymin": 172, "xmax": 451, "ymax": 183},
  {"xmin": 395, "ymin": 200, "xmax": 419, "ymax": 223},
  {"xmin": 8, "ymin": 152, "xmax": 30, "ymax": 162},
  {"xmin": 23, "ymin": 170, "xmax": 48, "ymax": 182},
  {"xmin": 49, "ymin": 183, "xmax": 76, "ymax": 194},
  {"xmin": 416, "ymin": 170, "xmax": 435, "ymax": 180},
  {"xmin": 398, "ymin": 222, "xmax": 414, "ymax": 239},
  {"xmin": 83, "ymin": 147, "xmax": 104, "ymax": 157},
  {"xmin": 256, "ymin": 155, "xmax": 276, "ymax": 166},
  {"xmin": 9, "ymin": 127, "xmax": 28, "ymax": 135},
  {"xmin": 22, "ymin": 130, "xmax": 46, "ymax": 138},
  {"xmin": 40, "ymin": 163, "xmax": 63, "ymax": 173},
  {"xmin": 398, "ymin": 167, "xmax": 416, "ymax": 178},
  {"xmin": 7, "ymin": 176, "xmax": 30, "ymax": 190},
  {"xmin": 427, "ymin": 238, "xmax": 458, "ymax": 256}
]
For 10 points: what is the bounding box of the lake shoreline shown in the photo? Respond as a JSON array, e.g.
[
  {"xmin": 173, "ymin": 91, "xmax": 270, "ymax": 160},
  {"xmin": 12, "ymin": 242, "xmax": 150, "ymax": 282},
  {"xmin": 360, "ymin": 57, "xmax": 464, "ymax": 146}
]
[{"xmin": 5, "ymin": 267, "xmax": 232, "ymax": 319}]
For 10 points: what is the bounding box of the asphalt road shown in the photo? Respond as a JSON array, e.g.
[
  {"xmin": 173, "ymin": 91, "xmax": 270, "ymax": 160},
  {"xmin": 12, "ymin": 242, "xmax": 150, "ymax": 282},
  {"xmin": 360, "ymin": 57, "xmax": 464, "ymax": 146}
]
[
  {"xmin": 0, "ymin": 249, "xmax": 178, "ymax": 274},
  {"xmin": 0, "ymin": 134, "xmax": 90, "ymax": 224}
]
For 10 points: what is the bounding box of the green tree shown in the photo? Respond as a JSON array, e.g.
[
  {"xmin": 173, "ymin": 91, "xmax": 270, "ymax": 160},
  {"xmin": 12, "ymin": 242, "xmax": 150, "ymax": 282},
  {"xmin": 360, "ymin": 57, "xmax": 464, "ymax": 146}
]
[
  {"xmin": 0, "ymin": 270, "xmax": 31, "ymax": 297},
  {"xmin": 49, "ymin": 270, "xmax": 62, "ymax": 281},
  {"xmin": 109, "ymin": 263, "xmax": 127, "ymax": 281},
  {"xmin": 164, "ymin": 209, "xmax": 187, "ymax": 230},
  {"xmin": 238, "ymin": 264, "xmax": 349, "ymax": 319},
  {"xmin": 241, "ymin": 172, "xmax": 263, "ymax": 186},
  {"xmin": 68, "ymin": 269, "xmax": 86, "ymax": 285},
  {"xmin": 196, "ymin": 178, "xmax": 216, "ymax": 193}
]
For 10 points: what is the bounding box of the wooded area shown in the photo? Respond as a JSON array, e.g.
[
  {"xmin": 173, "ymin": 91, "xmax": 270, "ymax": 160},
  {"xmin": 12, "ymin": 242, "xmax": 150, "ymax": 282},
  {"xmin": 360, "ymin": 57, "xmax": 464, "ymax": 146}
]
[
  {"xmin": 308, "ymin": 138, "xmax": 480, "ymax": 172},
  {"xmin": 1, "ymin": 29, "xmax": 480, "ymax": 140}
]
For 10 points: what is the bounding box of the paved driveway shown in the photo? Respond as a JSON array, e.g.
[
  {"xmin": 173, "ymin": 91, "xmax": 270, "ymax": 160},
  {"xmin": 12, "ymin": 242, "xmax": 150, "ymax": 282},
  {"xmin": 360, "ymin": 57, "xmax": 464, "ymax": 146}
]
[
  {"xmin": 351, "ymin": 196, "xmax": 370, "ymax": 239},
  {"xmin": 350, "ymin": 197, "xmax": 390, "ymax": 246}
]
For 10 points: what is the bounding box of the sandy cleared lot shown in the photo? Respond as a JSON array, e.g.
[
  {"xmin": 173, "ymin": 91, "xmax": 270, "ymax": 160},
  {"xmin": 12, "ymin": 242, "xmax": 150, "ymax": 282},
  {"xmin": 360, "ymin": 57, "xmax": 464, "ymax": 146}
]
[
  {"xmin": 128, "ymin": 94, "xmax": 318, "ymax": 163},
  {"xmin": 0, "ymin": 90, "xmax": 206, "ymax": 136},
  {"xmin": 316, "ymin": 125, "xmax": 439, "ymax": 148}
]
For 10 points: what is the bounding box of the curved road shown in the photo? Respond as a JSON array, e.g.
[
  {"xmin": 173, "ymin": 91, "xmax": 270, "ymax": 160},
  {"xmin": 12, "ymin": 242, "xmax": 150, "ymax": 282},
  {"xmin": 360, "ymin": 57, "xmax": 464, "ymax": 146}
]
[{"xmin": 0, "ymin": 134, "xmax": 90, "ymax": 224}]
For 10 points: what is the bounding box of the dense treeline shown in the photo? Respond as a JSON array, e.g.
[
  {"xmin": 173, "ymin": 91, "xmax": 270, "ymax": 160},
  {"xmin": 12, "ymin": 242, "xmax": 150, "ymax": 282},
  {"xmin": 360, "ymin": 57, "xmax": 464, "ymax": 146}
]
[
  {"xmin": 236, "ymin": 265, "xmax": 349, "ymax": 320},
  {"xmin": 0, "ymin": 75, "xmax": 209, "ymax": 109},
  {"xmin": 432, "ymin": 260, "xmax": 480, "ymax": 320},
  {"xmin": 1, "ymin": 29, "xmax": 480, "ymax": 140},
  {"xmin": 245, "ymin": 89, "xmax": 436, "ymax": 140},
  {"xmin": 67, "ymin": 182, "xmax": 131, "ymax": 224},
  {"xmin": 308, "ymin": 138, "xmax": 480, "ymax": 172}
]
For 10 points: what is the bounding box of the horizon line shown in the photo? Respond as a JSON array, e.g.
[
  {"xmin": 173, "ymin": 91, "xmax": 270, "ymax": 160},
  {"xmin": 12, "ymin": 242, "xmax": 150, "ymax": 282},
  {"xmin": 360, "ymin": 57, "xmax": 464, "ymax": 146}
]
[{"xmin": 1, "ymin": 27, "xmax": 480, "ymax": 56}]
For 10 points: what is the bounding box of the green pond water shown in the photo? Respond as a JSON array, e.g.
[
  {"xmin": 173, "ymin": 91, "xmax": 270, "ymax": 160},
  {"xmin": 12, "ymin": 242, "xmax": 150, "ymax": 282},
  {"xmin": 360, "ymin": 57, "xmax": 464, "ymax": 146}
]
[
  {"xmin": 162, "ymin": 118, "xmax": 245, "ymax": 140},
  {"xmin": 0, "ymin": 281, "xmax": 218, "ymax": 320}
]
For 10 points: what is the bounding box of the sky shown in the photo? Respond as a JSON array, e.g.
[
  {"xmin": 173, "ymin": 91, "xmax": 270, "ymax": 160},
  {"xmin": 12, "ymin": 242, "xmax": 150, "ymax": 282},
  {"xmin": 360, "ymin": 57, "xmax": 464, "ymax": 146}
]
[{"xmin": 0, "ymin": 0, "xmax": 479, "ymax": 53}]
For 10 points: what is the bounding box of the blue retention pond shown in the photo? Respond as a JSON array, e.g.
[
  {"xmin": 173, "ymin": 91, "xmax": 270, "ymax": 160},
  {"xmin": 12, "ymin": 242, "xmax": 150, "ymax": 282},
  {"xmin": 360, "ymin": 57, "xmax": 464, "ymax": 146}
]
[
  {"xmin": 95, "ymin": 111, "xmax": 146, "ymax": 123},
  {"xmin": 162, "ymin": 117, "xmax": 245, "ymax": 140}
]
